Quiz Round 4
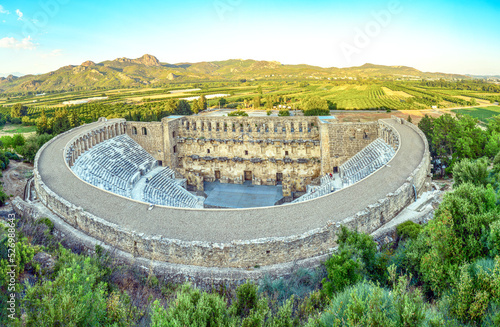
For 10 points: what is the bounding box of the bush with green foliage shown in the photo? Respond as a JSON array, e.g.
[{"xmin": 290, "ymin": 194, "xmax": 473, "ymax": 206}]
[
  {"xmin": 406, "ymin": 182, "xmax": 499, "ymax": 295},
  {"xmin": 260, "ymin": 267, "xmax": 325, "ymax": 304},
  {"xmin": 487, "ymin": 220, "xmax": 500, "ymax": 257},
  {"xmin": 443, "ymin": 257, "xmax": 500, "ymax": 325},
  {"xmin": 278, "ymin": 109, "xmax": 290, "ymax": 116},
  {"xmin": 151, "ymin": 281, "xmax": 302, "ymax": 327},
  {"xmin": 322, "ymin": 227, "xmax": 387, "ymax": 297},
  {"xmin": 234, "ymin": 281, "xmax": 259, "ymax": 317},
  {"xmin": 0, "ymin": 227, "xmax": 39, "ymax": 322},
  {"xmin": 228, "ymin": 110, "xmax": 249, "ymax": 117},
  {"xmin": 16, "ymin": 133, "xmax": 53, "ymax": 163},
  {"xmin": 21, "ymin": 246, "xmax": 133, "ymax": 327},
  {"xmin": 0, "ymin": 152, "xmax": 9, "ymax": 170},
  {"xmin": 151, "ymin": 283, "xmax": 236, "ymax": 327},
  {"xmin": 493, "ymin": 151, "xmax": 500, "ymax": 167},
  {"xmin": 302, "ymin": 96, "xmax": 330, "ymax": 116},
  {"xmin": 0, "ymin": 186, "xmax": 7, "ymax": 206},
  {"xmin": 313, "ymin": 276, "xmax": 443, "ymax": 327},
  {"xmin": 396, "ymin": 221, "xmax": 423, "ymax": 241},
  {"xmin": 0, "ymin": 231, "xmax": 39, "ymax": 282},
  {"xmin": 452, "ymin": 157, "xmax": 490, "ymax": 187},
  {"xmin": 4, "ymin": 151, "xmax": 20, "ymax": 161}
]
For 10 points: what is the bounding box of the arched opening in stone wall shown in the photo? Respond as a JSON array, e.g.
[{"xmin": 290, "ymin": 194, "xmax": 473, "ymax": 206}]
[
  {"xmin": 132, "ymin": 127, "xmax": 137, "ymax": 135},
  {"xmin": 142, "ymin": 127, "xmax": 148, "ymax": 135}
]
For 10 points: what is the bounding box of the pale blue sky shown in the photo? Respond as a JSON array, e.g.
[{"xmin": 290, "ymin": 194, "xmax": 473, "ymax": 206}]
[{"xmin": 0, "ymin": 0, "xmax": 499, "ymax": 75}]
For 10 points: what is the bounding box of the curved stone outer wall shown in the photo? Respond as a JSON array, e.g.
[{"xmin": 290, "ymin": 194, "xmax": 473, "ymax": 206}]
[
  {"xmin": 27, "ymin": 117, "xmax": 430, "ymax": 270},
  {"xmin": 66, "ymin": 119, "xmax": 127, "ymax": 166}
]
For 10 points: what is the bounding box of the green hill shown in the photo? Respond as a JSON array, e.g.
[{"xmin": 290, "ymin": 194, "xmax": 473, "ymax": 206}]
[{"xmin": 0, "ymin": 54, "xmax": 471, "ymax": 93}]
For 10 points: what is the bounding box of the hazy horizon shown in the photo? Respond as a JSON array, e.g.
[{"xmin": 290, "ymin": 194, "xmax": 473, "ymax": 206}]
[{"xmin": 1, "ymin": 0, "xmax": 499, "ymax": 76}]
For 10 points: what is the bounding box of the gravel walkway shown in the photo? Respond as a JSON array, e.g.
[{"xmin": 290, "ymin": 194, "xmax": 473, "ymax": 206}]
[{"xmin": 38, "ymin": 119, "xmax": 424, "ymax": 242}]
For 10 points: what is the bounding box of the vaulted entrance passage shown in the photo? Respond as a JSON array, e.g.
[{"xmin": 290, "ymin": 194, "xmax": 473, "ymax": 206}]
[{"xmin": 244, "ymin": 171, "xmax": 252, "ymax": 181}]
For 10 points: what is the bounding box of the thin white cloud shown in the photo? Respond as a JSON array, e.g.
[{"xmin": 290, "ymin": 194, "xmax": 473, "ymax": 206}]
[
  {"xmin": 40, "ymin": 49, "xmax": 63, "ymax": 58},
  {"xmin": 0, "ymin": 5, "xmax": 9, "ymax": 14},
  {"xmin": 0, "ymin": 36, "xmax": 36, "ymax": 50},
  {"xmin": 15, "ymin": 9, "xmax": 22, "ymax": 20}
]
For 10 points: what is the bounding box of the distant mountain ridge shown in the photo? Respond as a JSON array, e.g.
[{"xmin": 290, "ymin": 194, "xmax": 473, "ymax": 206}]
[
  {"xmin": 0, "ymin": 72, "xmax": 24, "ymax": 78},
  {"xmin": 0, "ymin": 54, "xmax": 472, "ymax": 93}
]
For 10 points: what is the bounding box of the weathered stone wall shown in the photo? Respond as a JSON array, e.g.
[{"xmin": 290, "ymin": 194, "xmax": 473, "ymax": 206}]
[
  {"xmin": 379, "ymin": 120, "xmax": 400, "ymax": 150},
  {"xmin": 12, "ymin": 196, "xmax": 331, "ymax": 288},
  {"xmin": 128, "ymin": 116, "xmax": 389, "ymax": 196},
  {"xmin": 177, "ymin": 116, "xmax": 321, "ymax": 140},
  {"xmin": 126, "ymin": 121, "xmax": 165, "ymax": 163},
  {"xmin": 165, "ymin": 116, "xmax": 322, "ymax": 195},
  {"xmin": 320, "ymin": 121, "xmax": 380, "ymax": 173}
]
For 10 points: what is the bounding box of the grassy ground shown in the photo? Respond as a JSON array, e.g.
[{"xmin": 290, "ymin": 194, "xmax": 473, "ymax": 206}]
[
  {"xmin": 452, "ymin": 106, "xmax": 500, "ymax": 123},
  {"xmin": 0, "ymin": 124, "xmax": 37, "ymax": 134}
]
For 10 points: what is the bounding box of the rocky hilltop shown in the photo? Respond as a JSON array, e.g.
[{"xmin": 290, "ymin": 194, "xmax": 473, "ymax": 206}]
[{"xmin": 113, "ymin": 54, "xmax": 161, "ymax": 67}]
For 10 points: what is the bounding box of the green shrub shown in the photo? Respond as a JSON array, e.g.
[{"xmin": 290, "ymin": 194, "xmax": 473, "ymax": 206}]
[
  {"xmin": 0, "ymin": 185, "xmax": 7, "ymax": 206},
  {"xmin": 318, "ymin": 275, "xmax": 444, "ymax": 327},
  {"xmin": 22, "ymin": 247, "xmax": 108, "ymax": 326},
  {"xmin": 487, "ymin": 220, "xmax": 500, "ymax": 257},
  {"xmin": 267, "ymin": 296, "xmax": 295, "ymax": 327},
  {"xmin": 396, "ymin": 221, "xmax": 423, "ymax": 241},
  {"xmin": 259, "ymin": 268, "xmax": 325, "ymax": 303},
  {"xmin": 234, "ymin": 281, "xmax": 259, "ymax": 318},
  {"xmin": 493, "ymin": 151, "xmax": 500, "ymax": 166},
  {"xmin": 322, "ymin": 253, "xmax": 362, "ymax": 296},
  {"xmin": 318, "ymin": 281, "xmax": 398, "ymax": 326},
  {"xmin": 278, "ymin": 109, "xmax": 290, "ymax": 116},
  {"xmin": 151, "ymin": 283, "xmax": 236, "ymax": 327},
  {"xmin": 4, "ymin": 152, "xmax": 20, "ymax": 161},
  {"xmin": 388, "ymin": 266, "xmax": 427, "ymax": 327},
  {"xmin": 15, "ymin": 133, "xmax": 53, "ymax": 163},
  {"xmin": 452, "ymin": 157, "xmax": 489, "ymax": 187},
  {"xmin": 0, "ymin": 152, "xmax": 9, "ymax": 170},
  {"xmin": 18, "ymin": 245, "xmax": 133, "ymax": 326},
  {"xmin": 303, "ymin": 108, "xmax": 330, "ymax": 116},
  {"xmin": 409, "ymin": 182, "xmax": 499, "ymax": 295},
  {"xmin": 227, "ymin": 110, "xmax": 248, "ymax": 117},
  {"xmin": 322, "ymin": 227, "xmax": 386, "ymax": 297},
  {"xmin": 444, "ymin": 258, "xmax": 500, "ymax": 324},
  {"xmin": 297, "ymin": 290, "xmax": 328, "ymax": 321},
  {"xmin": 36, "ymin": 218, "xmax": 54, "ymax": 233},
  {"xmin": 0, "ymin": 232, "xmax": 38, "ymax": 282}
]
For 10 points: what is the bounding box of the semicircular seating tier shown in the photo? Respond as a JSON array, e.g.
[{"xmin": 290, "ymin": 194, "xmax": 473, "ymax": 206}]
[
  {"xmin": 143, "ymin": 167, "xmax": 204, "ymax": 208},
  {"xmin": 339, "ymin": 138, "xmax": 395, "ymax": 187},
  {"xmin": 292, "ymin": 138, "xmax": 395, "ymax": 203},
  {"xmin": 71, "ymin": 134, "xmax": 203, "ymax": 208}
]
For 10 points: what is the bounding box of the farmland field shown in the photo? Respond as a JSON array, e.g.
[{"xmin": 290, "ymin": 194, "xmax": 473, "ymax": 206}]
[
  {"xmin": 452, "ymin": 106, "xmax": 500, "ymax": 123},
  {"xmin": 1, "ymin": 80, "xmax": 499, "ymax": 127}
]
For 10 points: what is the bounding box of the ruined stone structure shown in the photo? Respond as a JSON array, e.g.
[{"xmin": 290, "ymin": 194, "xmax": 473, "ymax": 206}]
[
  {"xmin": 119, "ymin": 116, "xmax": 396, "ymax": 197},
  {"xmin": 13, "ymin": 115, "xmax": 431, "ymax": 285}
]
